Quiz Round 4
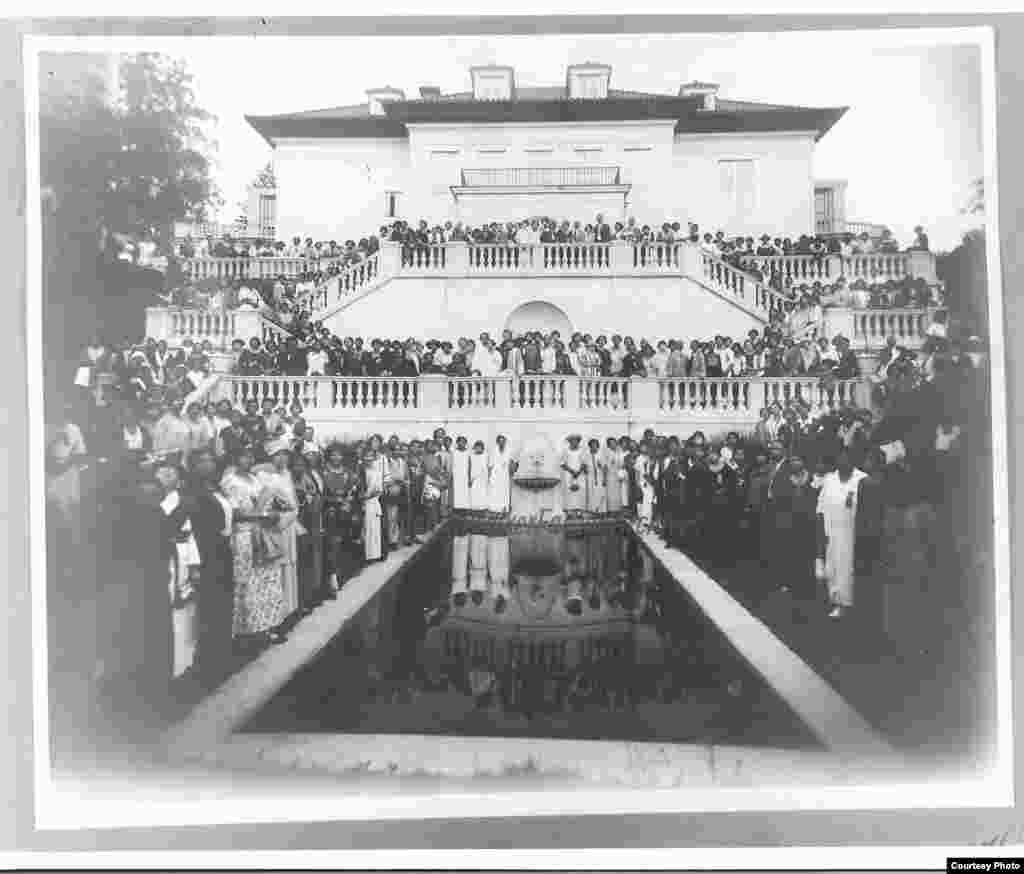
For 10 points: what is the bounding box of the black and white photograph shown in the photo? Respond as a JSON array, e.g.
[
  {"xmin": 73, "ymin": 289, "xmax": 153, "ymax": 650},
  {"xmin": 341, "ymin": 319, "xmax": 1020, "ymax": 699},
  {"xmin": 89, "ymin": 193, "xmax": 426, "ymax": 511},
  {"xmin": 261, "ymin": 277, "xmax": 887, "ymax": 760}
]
[{"xmin": 6, "ymin": 12, "xmax": 1018, "ymax": 867}]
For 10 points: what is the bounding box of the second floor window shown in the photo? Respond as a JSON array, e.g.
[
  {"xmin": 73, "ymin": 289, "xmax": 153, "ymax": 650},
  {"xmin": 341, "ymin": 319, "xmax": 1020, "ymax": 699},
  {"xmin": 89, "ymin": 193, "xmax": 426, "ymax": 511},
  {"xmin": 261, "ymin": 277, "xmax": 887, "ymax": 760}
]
[{"xmin": 385, "ymin": 191, "xmax": 400, "ymax": 218}]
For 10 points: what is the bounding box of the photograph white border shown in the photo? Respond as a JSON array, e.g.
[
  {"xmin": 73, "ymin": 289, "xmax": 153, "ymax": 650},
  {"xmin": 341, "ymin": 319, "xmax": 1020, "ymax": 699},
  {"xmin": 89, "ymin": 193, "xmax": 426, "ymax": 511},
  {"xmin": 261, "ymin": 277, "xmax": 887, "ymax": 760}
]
[{"xmin": 22, "ymin": 22, "xmax": 1013, "ymax": 840}]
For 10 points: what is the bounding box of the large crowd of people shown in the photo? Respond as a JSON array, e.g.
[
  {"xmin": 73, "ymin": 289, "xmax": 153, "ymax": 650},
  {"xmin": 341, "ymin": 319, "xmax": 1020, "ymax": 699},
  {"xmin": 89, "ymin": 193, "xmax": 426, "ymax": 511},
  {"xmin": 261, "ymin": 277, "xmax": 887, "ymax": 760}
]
[
  {"xmin": 40, "ymin": 209, "xmax": 963, "ymax": 750},
  {"xmin": 171, "ymin": 219, "xmax": 938, "ymax": 326},
  {"xmin": 46, "ymin": 294, "xmax": 986, "ymax": 730},
  {"xmin": 224, "ymin": 323, "xmax": 868, "ymax": 381},
  {"xmin": 175, "ymin": 217, "xmax": 927, "ymax": 259}
]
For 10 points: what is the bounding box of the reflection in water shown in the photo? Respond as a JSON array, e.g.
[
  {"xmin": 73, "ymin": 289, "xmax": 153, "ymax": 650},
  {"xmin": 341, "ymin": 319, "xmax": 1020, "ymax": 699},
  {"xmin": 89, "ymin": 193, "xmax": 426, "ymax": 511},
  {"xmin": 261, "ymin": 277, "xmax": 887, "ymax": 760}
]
[
  {"xmin": 243, "ymin": 525, "xmax": 818, "ymax": 748},
  {"xmin": 428, "ymin": 528, "xmax": 664, "ymax": 717}
]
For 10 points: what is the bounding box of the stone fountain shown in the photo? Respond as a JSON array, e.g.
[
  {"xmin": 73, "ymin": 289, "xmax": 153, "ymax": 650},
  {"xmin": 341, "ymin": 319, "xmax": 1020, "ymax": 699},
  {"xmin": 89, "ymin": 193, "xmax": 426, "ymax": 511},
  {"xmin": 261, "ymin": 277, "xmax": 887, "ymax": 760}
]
[{"xmin": 509, "ymin": 433, "xmax": 564, "ymax": 520}]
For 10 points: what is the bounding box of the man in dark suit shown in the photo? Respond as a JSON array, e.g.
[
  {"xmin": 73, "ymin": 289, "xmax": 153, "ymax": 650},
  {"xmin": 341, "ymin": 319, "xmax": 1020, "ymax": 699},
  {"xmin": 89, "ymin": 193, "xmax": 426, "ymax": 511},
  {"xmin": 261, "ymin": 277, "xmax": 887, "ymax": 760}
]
[
  {"xmin": 758, "ymin": 439, "xmax": 794, "ymax": 584},
  {"xmin": 660, "ymin": 437, "xmax": 689, "ymax": 549},
  {"xmin": 280, "ymin": 336, "xmax": 309, "ymax": 376},
  {"xmin": 521, "ymin": 334, "xmax": 542, "ymax": 374}
]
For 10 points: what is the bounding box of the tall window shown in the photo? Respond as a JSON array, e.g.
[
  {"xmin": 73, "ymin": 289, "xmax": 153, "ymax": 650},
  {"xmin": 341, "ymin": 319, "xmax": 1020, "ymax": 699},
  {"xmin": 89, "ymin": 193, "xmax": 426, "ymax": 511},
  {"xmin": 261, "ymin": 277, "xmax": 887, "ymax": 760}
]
[
  {"xmin": 385, "ymin": 191, "xmax": 400, "ymax": 218},
  {"xmin": 815, "ymin": 188, "xmax": 836, "ymax": 235},
  {"xmin": 719, "ymin": 159, "xmax": 757, "ymax": 223},
  {"xmin": 257, "ymin": 194, "xmax": 276, "ymax": 233}
]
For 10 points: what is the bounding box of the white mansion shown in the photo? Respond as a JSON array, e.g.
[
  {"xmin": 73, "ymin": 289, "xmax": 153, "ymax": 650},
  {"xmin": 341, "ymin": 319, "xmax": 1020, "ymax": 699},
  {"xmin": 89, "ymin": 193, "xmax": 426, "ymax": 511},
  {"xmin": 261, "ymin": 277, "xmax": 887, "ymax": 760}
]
[
  {"xmin": 156, "ymin": 64, "xmax": 941, "ymax": 442},
  {"xmin": 249, "ymin": 64, "xmax": 844, "ymax": 245}
]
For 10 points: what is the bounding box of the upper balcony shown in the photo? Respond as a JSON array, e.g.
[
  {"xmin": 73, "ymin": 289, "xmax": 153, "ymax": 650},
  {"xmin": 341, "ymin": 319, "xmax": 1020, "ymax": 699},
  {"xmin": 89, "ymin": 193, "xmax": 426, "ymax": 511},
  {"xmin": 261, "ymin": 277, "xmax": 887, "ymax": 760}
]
[
  {"xmin": 456, "ymin": 166, "xmax": 623, "ymax": 188},
  {"xmin": 450, "ymin": 165, "xmax": 632, "ymax": 224}
]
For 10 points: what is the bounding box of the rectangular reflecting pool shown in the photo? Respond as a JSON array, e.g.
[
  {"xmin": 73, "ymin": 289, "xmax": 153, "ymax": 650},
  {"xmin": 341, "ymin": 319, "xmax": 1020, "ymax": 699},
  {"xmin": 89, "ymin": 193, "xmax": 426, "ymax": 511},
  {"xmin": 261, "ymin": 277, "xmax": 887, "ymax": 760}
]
[{"xmin": 242, "ymin": 523, "xmax": 821, "ymax": 749}]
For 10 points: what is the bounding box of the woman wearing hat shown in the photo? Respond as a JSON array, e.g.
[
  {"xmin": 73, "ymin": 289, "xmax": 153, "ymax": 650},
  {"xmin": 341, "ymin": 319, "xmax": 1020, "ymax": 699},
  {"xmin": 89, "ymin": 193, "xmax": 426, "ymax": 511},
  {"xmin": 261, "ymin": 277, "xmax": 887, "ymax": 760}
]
[
  {"xmin": 561, "ymin": 434, "xmax": 587, "ymax": 517},
  {"xmin": 254, "ymin": 445, "xmax": 302, "ymax": 627},
  {"xmin": 361, "ymin": 444, "xmax": 387, "ymax": 561},
  {"xmin": 153, "ymin": 459, "xmax": 201, "ymax": 679},
  {"xmin": 815, "ymin": 448, "xmax": 868, "ymax": 619},
  {"xmin": 221, "ymin": 447, "xmax": 288, "ymax": 648}
]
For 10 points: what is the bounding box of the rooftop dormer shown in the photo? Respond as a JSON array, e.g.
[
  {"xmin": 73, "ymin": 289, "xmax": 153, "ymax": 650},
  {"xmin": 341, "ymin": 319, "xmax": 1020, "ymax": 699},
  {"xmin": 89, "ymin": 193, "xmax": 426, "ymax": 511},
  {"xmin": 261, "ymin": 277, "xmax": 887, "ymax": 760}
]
[
  {"xmin": 566, "ymin": 62, "xmax": 612, "ymax": 100},
  {"xmin": 366, "ymin": 86, "xmax": 405, "ymax": 116},
  {"xmin": 679, "ymin": 80, "xmax": 720, "ymax": 111},
  {"xmin": 470, "ymin": 65, "xmax": 515, "ymax": 101}
]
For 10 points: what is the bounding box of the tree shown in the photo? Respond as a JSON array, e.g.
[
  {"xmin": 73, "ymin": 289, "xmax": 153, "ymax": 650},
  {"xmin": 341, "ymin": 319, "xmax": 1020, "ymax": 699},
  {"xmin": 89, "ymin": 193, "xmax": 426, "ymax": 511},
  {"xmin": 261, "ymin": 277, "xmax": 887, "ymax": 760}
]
[
  {"xmin": 40, "ymin": 52, "xmax": 219, "ymax": 258},
  {"xmin": 937, "ymin": 229, "xmax": 988, "ymax": 336},
  {"xmin": 937, "ymin": 179, "xmax": 987, "ymax": 335},
  {"xmin": 39, "ymin": 52, "xmax": 219, "ymax": 408}
]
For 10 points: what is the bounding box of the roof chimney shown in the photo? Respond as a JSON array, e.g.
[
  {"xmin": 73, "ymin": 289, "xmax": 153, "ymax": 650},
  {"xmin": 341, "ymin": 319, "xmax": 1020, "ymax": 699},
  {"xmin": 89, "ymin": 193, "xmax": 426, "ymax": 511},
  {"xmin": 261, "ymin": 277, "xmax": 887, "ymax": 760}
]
[
  {"xmin": 566, "ymin": 62, "xmax": 612, "ymax": 100},
  {"xmin": 366, "ymin": 86, "xmax": 406, "ymax": 116},
  {"xmin": 679, "ymin": 80, "xmax": 720, "ymax": 111},
  {"xmin": 470, "ymin": 65, "xmax": 515, "ymax": 101},
  {"xmin": 419, "ymin": 85, "xmax": 442, "ymax": 100}
]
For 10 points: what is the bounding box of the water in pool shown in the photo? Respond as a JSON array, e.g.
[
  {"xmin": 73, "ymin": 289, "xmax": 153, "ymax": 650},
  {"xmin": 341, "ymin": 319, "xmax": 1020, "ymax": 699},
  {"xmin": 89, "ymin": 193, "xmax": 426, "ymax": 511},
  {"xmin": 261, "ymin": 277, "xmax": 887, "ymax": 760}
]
[{"xmin": 242, "ymin": 523, "xmax": 820, "ymax": 749}]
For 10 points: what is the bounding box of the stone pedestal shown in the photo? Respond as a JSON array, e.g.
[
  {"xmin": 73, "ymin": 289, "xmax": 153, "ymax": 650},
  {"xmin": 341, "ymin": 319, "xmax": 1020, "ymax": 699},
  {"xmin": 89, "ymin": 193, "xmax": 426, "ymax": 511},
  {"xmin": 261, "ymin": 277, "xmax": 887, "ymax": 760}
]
[{"xmin": 510, "ymin": 432, "xmax": 565, "ymax": 520}]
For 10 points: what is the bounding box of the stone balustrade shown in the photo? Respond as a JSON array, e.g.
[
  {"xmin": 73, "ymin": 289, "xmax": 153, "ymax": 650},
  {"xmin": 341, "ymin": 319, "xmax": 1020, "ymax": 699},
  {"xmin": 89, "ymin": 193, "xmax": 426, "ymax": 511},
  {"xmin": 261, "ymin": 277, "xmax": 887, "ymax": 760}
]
[
  {"xmin": 145, "ymin": 306, "xmax": 270, "ymax": 351},
  {"xmin": 303, "ymin": 252, "xmax": 383, "ymax": 311},
  {"xmin": 179, "ymin": 246, "xmax": 938, "ymax": 302},
  {"xmin": 145, "ymin": 306, "xmax": 296, "ymax": 353},
  {"xmin": 397, "ymin": 240, "xmax": 691, "ymax": 278},
  {"xmin": 697, "ymin": 250, "xmax": 787, "ymax": 320},
  {"xmin": 211, "ymin": 374, "xmax": 870, "ymax": 435},
  {"xmin": 822, "ymin": 306, "xmax": 936, "ymax": 351},
  {"xmin": 851, "ymin": 308, "xmax": 934, "ymax": 349},
  {"xmin": 181, "ymin": 256, "xmax": 316, "ymax": 281},
  {"xmin": 740, "ymin": 250, "xmax": 937, "ymax": 288}
]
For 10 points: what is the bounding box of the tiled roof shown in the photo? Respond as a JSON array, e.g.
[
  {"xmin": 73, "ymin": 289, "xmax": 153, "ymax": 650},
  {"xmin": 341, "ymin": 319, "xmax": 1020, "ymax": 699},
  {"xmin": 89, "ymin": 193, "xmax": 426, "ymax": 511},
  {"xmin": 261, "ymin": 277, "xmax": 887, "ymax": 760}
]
[{"xmin": 246, "ymin": 87, "xmax": 846, "ymax": 143}]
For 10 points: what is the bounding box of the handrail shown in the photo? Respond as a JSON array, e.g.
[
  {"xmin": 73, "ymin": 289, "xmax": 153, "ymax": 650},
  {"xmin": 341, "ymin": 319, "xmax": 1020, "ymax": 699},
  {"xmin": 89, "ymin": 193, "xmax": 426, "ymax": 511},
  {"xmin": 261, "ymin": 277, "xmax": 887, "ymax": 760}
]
[
  {"xmin": 697, "ymin": 249, "xmax": 789, "ymax": 320},
  {"xmin": 739, "ymin": 251, "xmax": 920, "ymax": 287},
  {"xmin": 301, "ymin": 251, "xmax": 383, "ymax": 312},
  {"xmin": 215, "ymin": 374, "xmax": 870, "ymax": 420}
]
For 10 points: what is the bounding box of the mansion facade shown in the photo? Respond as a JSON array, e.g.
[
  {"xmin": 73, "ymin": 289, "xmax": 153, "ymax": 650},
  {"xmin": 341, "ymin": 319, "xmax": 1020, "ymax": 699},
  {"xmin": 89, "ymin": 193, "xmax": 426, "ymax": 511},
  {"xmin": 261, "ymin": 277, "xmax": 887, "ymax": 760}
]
[{"xmin": 246, "ymin": 64, "xmax": 849, "ymax": 245}]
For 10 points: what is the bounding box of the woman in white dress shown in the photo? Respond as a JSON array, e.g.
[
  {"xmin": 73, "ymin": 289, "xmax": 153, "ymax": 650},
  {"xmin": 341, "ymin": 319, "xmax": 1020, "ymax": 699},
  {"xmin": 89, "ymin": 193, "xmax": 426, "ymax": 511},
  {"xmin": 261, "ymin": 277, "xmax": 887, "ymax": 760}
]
[
  {"xmin": 561, "ymin": 434, "xmax": 588, "ymax": 516},
  {"xmin": 468, "ymin": 441, "xmax": 490, "ymax": 511},
  {"xmin": 585, "ymin": 438, "xmax": 607, "ymax": 515},
  {"xmin": 633, "ymin": 443, "xmax": 657, "ymax": 528},
  {"xmin": 450, "ymin": 533, "xmax": 470, "ymax": 607},
  {"xmin": 468, "ymin": 532, "xmax": 488, "ymax": 604},
  {"xmin": 451, "ymin": 436, "xmax": 471, "ymax": 512},
  {"xmin": 487, "ymin": 535, "xmax": 511, "ymax": 613},
  {"xmin": 488, "ymin": 435, "xmax": 514, "ymax": 515},
  {"xmin": 816, "ymin": 449, "xmax": 867, "ymax": 619},
  {"xmin": 361, "ymin": 446, "xmax": 386, "ymax": 562},
  {"xmin": 604, "ymin": 437, "xmax": 628, "ymax": 514}
]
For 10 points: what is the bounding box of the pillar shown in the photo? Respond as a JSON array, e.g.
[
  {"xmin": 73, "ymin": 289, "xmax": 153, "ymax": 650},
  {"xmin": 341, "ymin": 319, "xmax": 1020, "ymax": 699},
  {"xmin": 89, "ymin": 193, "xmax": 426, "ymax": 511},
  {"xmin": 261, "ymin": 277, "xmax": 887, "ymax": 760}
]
[
  {"xmin": 908, "ymin": 250, "xmax": 938, "ymax": 284},
  {"xmin": 418, "ymin": 374, "xmax": 448, "ymax": 413},
  {"xmin": 232, "ymin": 308, "xmax": 264, "ymax": 344},
  {"xmin": 825, "ymin": 254, "xmax": 845, "ymax": 282},
  {"xmin": 144, "ymin": 307, "xmax": 172, "ymax": 343},
  {"xmin": 629, "ymin": 376, "xmax": 660, "ymax": 419},
  {"xmin": 445, "ymin": 242, "xmax": 469, "ymax": 276},
  {"xmin": 610, "ymin": 241, "xmax": 634, "ymax": 273},
  {"xmin": 377, "ymin": 241, "xmax": 403, "ymax": 277}
]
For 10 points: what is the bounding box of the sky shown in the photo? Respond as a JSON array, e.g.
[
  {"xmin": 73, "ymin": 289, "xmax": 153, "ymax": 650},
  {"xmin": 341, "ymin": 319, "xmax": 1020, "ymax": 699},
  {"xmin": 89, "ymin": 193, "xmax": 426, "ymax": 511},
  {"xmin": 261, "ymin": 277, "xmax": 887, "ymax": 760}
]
[{"xmin": 174, "ymin": 28, "xmax": 985, "ymax": 251}]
